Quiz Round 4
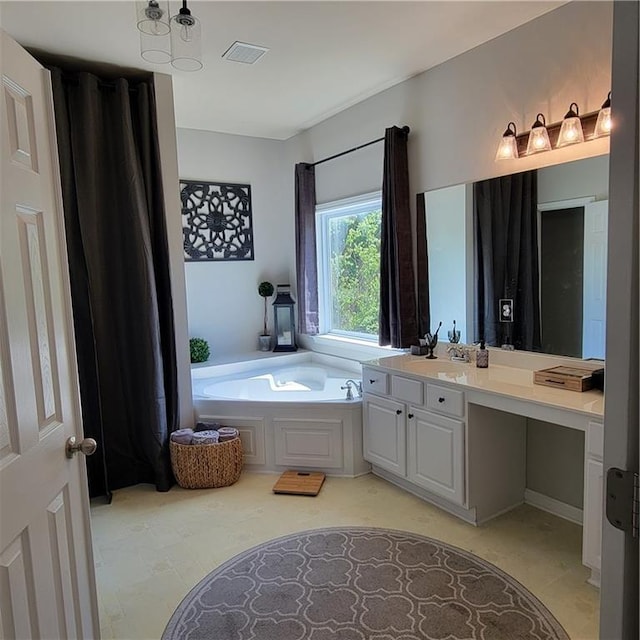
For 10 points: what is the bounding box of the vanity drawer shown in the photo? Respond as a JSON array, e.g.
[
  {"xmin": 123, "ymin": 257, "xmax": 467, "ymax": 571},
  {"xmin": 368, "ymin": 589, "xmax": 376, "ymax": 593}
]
[
  {"xmin": 426, "ymin": 384, "xmax": 465, "ymax": 418},
  {"xmin": 586, "ymin": 420, "xmax": 604, "ymax": 460},
  {"xmin": 363, "ymin": 368, "xmax": 388, "ymax": 396},
  {"xmin": 392, "ymin": 375, "xmax": 424, "ymax": 405}
]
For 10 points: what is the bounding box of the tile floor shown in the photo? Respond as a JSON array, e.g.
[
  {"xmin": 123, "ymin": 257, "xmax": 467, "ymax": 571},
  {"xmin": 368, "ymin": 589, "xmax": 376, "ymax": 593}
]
[{"xmin": 91, "ymin": 472, "xmax": 599, "ymax": 639}]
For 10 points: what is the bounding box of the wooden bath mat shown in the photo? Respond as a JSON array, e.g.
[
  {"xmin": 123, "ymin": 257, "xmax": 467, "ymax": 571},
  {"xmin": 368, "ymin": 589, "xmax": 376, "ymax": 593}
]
[{"xmin": 272, "ymin": 470, "xmax": 326, "ymax": 496}]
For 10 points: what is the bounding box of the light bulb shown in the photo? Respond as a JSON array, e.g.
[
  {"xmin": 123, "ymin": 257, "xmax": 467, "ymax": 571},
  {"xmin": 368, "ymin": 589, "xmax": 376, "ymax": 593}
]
[{"xmin": 180, "ymin": 23, "xmax": 192, "ymax": 42}]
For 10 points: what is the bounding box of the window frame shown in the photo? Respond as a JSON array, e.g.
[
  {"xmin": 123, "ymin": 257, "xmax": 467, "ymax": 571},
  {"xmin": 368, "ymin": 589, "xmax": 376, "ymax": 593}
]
[{"xmin": 315, "ymin": 191, "xmax": 382, "ymax": 341}]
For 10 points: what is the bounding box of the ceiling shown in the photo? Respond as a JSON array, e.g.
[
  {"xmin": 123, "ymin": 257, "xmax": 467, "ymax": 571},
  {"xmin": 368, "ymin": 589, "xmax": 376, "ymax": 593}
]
[{"xmin": 1, "ymin": 1, "xmax": 565, "ymax": 139}]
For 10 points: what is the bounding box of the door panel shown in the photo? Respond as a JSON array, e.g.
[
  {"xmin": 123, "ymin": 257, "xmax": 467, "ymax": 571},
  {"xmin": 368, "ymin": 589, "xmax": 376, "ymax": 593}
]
[
  {"xmin": 0, "ymin": 31, "xmax": 99, "ymax": 639},
  {"xmin": 407, "ymin": 408, "xmax": 465, "ymax": 505},
  {"xmin": 363, "ymin": 395, "xmax": 406, "ymax": 475}
]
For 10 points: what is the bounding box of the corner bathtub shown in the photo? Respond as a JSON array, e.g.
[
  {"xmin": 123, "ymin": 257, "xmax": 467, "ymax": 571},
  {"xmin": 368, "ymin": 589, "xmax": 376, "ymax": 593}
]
[{"xmin": 191, "ymin": 353, "xmax": 370, "ymax": 477}]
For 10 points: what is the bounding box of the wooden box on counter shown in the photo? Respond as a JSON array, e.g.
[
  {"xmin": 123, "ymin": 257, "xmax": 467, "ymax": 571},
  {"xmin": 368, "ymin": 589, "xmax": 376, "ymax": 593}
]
[{"xmin": 533, "ymin": 366, "xmax": 595, "ymax": 392}]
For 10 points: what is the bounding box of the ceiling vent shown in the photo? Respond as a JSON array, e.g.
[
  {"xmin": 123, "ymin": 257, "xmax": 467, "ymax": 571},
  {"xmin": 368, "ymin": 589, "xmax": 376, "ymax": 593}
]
[{"xmin": 222, "ymin": 41, "xmax": 269, "ymax": 64}]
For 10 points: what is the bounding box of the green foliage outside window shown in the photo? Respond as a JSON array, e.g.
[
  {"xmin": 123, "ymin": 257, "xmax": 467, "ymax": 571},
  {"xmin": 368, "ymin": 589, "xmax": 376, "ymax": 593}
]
[{"xmin": 329, "ymin": 209, "xmax": 381, "ymax": 335}]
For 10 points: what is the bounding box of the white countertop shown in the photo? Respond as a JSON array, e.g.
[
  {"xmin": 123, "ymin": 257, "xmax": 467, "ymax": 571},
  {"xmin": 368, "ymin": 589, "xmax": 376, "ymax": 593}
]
[{"xmin": 364, "ymin": 354, "xmax": 604, "ymax": 418}]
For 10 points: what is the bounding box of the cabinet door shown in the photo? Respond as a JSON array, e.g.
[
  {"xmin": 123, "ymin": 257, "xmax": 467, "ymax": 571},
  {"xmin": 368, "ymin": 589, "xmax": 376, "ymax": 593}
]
[
  {"xmin": 407, "ymin": 407, "xmax": 465, "ymax": 505},
  {"xmin": 363, "ymin": 395, "xmax": 406, "ymax": 476},
  {"xmin": 583, "ymin": 458, "xmax": 603, "ymax": 574}
]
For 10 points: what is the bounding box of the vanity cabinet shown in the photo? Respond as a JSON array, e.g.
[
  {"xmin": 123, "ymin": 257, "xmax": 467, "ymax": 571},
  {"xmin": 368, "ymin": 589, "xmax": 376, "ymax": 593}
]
[
  {"xmin": 407, "ymin": 407, "xmax": 465, "ymax": 505},
  {"xmin": 583, "ymin": 420, "xmax": 604, "ymax": 586},
  {"xmin": 362, "ymin": 366, "xmax": 467, "ymax": 510}
]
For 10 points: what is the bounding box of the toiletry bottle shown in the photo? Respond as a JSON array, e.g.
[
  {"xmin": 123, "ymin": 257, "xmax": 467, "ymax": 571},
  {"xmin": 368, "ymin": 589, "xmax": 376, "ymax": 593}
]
[{"xmin": 476, "ymin": 340, "xmax": 489, "ymax": 368}]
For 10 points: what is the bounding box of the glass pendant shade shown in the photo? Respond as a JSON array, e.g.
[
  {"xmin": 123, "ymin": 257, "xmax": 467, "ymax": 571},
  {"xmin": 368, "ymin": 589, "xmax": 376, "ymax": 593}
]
[
  {"xmin": 170, "ymin": 7, "xmax": 202, "ymax": 71},
  {"xmin": 137, "ymin": 1, "xmax": 170, "ymax": 36},
  {"xmin": 495, "ymin": 122, "xmax": 518, "ymax": 161},
  {"xmin": 593, "ymin": 92, "xmax": 612, "ymax": 138},
  {"xmin": 556, "ymin": 103, "xmax": 584, "ymax": 147},
  {"xmin": 140, "ymin": 31, "xmax": 171, "ymax": 64},
  {"xmin": 526, "ymin": 113, "xmax": 551, "ymax": 155}
]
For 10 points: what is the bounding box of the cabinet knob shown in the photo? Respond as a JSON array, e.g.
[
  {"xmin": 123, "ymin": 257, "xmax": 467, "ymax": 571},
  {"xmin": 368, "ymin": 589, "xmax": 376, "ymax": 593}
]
[
  {"xmin": 369, "ymin": 379, "xmax": 376, "ymax": 384},
  {"xmin": 438, "ymin": 397, "xmax": 445, "ymax": 403},
  {"xmin": 408, "ymin": 413, "xmax": 414, "ymax": 419},
  {"xmin": 396, "ymin": 409, "xmax": 402, "ymax": 415}
]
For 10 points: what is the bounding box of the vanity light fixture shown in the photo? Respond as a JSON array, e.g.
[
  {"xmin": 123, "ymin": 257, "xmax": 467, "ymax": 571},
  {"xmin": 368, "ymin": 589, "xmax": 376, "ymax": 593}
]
[
  {"xmin": 495, "ymin": 122, "xmax": 519, "ymax": 160},
  {"xmin": 593, "ymin": 92, "xmax": 612, "ymax": 138},
  {"xmin": 556, "ymin": 102, "xmax": 584, "ymax": 148},
  {"xmin": 526, "ymin": 113, "xmax": 552, "ymax": 155},
  {"xmin": 496, "ymin": 92, "xmax": 611, "ymax": 161},
  {"xmin": 136, "ymin": 0, "xmax": 203, "ymax": 71}
]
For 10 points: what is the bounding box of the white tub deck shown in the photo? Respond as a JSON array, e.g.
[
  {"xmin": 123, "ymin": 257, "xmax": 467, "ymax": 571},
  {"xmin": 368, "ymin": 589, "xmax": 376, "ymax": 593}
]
[{"xmin": 191, "ymin": 352, "xmax": 370, "ymax": 477}]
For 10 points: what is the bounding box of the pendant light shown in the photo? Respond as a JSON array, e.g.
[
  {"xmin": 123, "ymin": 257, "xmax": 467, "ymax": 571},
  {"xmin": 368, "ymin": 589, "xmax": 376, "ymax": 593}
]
[
  {"xmin": 556, "ymin": 103, "xmax": 585, "ymax": 147},
  {"xmin": 526, "ymin": 113, "xmax": 551, "ymax": 155},
  {"xmin": 495, "ymin": 122, "xmax": 519, "ymax": 160},
  {"xmin": 170, "ymin": 0, "xmax": 203, "ymax": 71},
  {"xmin": 137, "ymin": 1, "xmax": 171, "ymax": 63},
  {"xmin": 137, "ymin": 0, "xmax": 170, "ymax": 35},
  {"xmin": 593, "ymin": 92, "xmax": 612, "ymax": 138}
]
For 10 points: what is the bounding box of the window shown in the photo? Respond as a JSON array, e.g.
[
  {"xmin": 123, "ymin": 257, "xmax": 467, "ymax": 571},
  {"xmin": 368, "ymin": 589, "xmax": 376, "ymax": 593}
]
[{"xmin": 316, "ymin": 192, "xmax": 382, "ymax": 340}]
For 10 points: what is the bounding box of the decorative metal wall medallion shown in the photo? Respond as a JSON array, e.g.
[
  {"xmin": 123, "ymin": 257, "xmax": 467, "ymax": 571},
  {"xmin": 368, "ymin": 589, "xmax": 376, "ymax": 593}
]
[{"xmin": 181, "ymin": 180, "xmax": 254, "ymax": 261}]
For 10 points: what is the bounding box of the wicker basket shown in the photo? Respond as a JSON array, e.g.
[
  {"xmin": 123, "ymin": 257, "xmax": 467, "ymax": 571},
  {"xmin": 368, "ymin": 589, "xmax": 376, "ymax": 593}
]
[{"xmin": 170, "ymin": 437, "xmax": 243, "ymax": 489}]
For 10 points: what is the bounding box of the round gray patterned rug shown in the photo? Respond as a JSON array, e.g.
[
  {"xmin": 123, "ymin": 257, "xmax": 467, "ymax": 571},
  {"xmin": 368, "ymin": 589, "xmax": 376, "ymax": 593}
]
[{"xmin": 163, "ymin": 527, "xmax": 569, "ymax": 640}]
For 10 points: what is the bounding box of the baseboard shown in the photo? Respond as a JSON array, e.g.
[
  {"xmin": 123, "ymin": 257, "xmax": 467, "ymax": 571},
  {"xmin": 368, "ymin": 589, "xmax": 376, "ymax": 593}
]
[{"xmin": 524, "ymin": 489, "xmax": 583, "ymax": 525}]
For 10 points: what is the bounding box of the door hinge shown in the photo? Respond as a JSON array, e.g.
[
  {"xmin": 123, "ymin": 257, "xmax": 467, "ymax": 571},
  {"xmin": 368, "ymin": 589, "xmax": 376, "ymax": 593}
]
[{"xmin": 606, "ymin": 467, "xmax": 639, "ymax": 538}]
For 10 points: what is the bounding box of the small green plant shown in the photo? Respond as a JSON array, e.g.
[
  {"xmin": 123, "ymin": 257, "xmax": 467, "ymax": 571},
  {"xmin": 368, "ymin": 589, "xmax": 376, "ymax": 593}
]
[
  {"xmin": 189, "ymin": 337, "xmax": 210, "ymax": 363},
  {"xmin": 258, "ymin": 281, "xmax": 274, "ymax": 335}
]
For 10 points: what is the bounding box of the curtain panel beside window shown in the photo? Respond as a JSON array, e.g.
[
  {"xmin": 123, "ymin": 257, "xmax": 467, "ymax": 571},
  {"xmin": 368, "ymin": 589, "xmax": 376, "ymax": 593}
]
[
  {"xmin": 379, "ymin": 126, "xmax": 419, "ymax": 348},
  {"xmin": 294, "ymin": 162, "xmax": 319, "ymax": 335}
]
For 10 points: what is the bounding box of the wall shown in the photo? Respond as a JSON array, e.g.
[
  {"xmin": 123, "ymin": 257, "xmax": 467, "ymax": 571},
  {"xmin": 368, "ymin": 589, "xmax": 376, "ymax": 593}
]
[
  {"xmin": 177, "ymin": 129, "xmax": 292, "ymax": 358},
  {"xmin": 538, "ymin": 153, "xmax": 609, "ymax": 203},
  {"xmin": 154, "ymin": 73, "xmax": 194, "ymax": 428}
]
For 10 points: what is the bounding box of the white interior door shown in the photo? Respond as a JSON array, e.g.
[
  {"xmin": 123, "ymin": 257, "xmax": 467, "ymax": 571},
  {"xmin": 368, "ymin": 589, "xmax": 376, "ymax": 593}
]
[
  {"xmin": 582, "ymin": 200, "xmax": 608, "ymax": 359},
  {"xmin": 600, "ymin": 1, "xmax": 639, "ymax": 638},
  {"xmin": 0, "ymin": 30, "xmax": 100, "ymax": 639}
]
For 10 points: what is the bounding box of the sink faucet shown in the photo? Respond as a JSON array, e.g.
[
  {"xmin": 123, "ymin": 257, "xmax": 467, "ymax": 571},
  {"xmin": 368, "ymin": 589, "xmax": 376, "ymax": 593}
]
[
  {"xmin": 447, "ymin": 345, "xmax": 473, "ymax": 363},
  {"xmin": 341, "ymin": 379, "xmax": 362, "ymax": 400}
]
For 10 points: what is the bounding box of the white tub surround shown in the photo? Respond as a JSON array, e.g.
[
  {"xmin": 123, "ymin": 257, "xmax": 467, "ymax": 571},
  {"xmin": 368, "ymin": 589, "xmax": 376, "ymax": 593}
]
[
  {"xmin": 192, "ymin": 352, "xmax": 369, "ymax": 478},
  {"xmin": 362, "ymin": 353, "xmax": 604, "ymax": 586}
]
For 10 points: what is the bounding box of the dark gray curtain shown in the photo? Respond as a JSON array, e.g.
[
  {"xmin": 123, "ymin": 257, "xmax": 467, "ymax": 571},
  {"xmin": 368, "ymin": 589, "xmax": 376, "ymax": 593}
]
[
  {"xmin": 50, "ymin": 69, "xmax": 178, "ymax": 496},
  {"xmin": 416, "ymin": 193, "xmax": 431, "ymax": 337},
  {"xmin": 379, "ymin": 126, "xmax": 418, "ymax": 348},
  {"xmin": 474, "ymin": 170, "xmax": 541, "ymax": 351},
  {"xmin": 294, "ymin": 163, "xmax": 319, "ymax": 334}
]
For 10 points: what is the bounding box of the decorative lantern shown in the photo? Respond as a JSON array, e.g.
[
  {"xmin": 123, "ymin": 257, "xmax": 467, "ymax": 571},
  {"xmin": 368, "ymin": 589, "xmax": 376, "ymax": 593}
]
[{"xmin": 272, "ymin": 284, "xmax": 298, "ymax": 352}]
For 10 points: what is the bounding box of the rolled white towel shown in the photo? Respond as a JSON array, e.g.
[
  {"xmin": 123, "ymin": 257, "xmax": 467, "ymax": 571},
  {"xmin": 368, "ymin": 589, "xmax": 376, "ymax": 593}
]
[
  {"xmin": 217, "ymin": 427, "xmax": 239, "ymax": 442},
  {"xmin": 191, "ymin": 430, "xmax": 220, "ymax": 445},
  {"xmin": 170, "ymin": 428, "xmax": 194, "ymax": 445}
]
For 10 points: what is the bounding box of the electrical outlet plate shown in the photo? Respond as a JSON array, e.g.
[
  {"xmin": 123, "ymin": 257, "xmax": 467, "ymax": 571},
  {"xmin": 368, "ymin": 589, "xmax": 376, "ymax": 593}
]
[{"xmin": 499, "ymin": 298, "xmax": 514, "ymax": 322}]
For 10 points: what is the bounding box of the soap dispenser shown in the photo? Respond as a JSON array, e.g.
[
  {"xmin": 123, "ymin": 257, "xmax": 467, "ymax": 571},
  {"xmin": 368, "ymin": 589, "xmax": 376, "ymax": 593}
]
[{"xmin": 476, "ymin": 340, "xmax": 489, "ymax": 368}]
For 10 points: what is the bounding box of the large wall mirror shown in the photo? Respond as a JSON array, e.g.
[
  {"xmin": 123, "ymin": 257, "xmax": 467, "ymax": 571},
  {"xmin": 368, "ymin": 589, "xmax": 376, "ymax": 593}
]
[{"xmin": 424, "ymin": 154, "xmax": 609, "ymax": 360}]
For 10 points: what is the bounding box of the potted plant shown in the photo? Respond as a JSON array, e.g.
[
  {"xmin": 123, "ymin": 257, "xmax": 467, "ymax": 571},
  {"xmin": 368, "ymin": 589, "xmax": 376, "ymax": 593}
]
[
  {"xmin": 258, "ymin": 281, "xmax": 274, "ymax": 351},
  {"xmin": 190, "ymin": 337, "xmax": 210, "ymax": 363}
]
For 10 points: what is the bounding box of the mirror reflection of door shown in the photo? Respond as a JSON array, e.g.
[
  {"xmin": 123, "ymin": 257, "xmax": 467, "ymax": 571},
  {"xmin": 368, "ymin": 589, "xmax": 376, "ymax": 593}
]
[{"xmin": 538, "ymin": 199, "xmax": 608, "ymax": 359}]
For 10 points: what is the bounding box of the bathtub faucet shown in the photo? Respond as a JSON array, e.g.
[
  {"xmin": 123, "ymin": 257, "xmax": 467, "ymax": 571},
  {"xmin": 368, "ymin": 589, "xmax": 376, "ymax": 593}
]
[{"xmin": 341, "ymin": 379, "xmax": 362, "ymax": 400}]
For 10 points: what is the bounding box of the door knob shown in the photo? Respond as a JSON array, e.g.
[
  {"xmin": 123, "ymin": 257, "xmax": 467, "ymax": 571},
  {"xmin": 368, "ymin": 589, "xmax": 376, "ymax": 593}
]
[{"xmin": 66, "ymin": 436, "xmax": 98, "ymax": 459}]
